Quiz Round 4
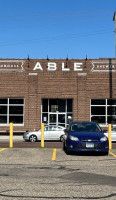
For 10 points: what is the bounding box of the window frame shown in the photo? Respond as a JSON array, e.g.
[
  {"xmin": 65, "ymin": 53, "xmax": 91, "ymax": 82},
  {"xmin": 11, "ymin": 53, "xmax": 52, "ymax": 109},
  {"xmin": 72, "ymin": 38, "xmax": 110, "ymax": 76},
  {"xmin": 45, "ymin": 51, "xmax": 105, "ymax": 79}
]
[
  {"xmin": 0, "ymin": 98, "xmax": 24, "ymax": 126},
  {"xmin": 90, "ymin": 99, "xmax": 116, "ymax": 126}
]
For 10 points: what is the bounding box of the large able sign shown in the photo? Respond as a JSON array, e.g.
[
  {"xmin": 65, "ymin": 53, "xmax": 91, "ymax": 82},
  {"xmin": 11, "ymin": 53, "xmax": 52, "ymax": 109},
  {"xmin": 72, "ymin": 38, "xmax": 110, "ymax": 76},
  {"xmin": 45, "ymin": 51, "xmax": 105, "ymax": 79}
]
[
  {"xmin": 33, "ymin": 62, "xmax": 83, "ymax": 71},
  {"xmin": 33, "ymin": 60, "xmax": 116, "ymax": 72},
  {"xmin": 0, "ymin": 60, "xmax": 25, "ymax": 72},
  {"xmin": 1, "ymin": 60, "xmax": 116, "ymax": 73}
]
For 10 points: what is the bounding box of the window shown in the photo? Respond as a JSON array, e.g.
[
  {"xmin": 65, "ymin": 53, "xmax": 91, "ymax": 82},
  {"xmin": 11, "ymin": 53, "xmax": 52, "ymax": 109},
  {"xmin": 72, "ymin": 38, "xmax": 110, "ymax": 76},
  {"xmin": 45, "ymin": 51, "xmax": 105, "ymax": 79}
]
[
  {"xmin": 0, "ymin": 98, "xmax": 24, "ymax": 125},
  {"xmin": 71, "ymin": 123, "xmax": 101, "ymax": 132},
  {"xmin": 91, "ymin": 99, "xmax": 116, "ymax": 125}
]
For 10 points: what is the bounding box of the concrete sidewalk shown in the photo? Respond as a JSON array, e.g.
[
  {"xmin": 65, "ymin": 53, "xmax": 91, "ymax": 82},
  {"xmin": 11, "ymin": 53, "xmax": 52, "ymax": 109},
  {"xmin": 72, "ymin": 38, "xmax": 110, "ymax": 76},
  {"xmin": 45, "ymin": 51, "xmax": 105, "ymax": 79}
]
[{"xmin": 0, "ymin": 135, "xmax": 23, "ymax": 142}]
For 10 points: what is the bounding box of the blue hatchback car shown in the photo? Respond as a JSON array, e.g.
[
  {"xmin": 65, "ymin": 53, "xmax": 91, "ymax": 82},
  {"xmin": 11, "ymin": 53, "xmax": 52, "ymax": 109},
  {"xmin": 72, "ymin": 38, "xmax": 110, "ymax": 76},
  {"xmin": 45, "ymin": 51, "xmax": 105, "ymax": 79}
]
[{"xmin": 63, "ymin": 122, "xmax": 109, "ymax": 155}]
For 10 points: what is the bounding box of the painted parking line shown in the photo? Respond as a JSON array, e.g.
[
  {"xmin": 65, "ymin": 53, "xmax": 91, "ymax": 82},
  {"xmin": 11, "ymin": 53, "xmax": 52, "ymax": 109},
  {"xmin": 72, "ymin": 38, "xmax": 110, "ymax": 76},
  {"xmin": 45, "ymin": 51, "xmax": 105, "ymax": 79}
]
[
  {"xmin": 52, "ymin": 148, "xmax": 56, "ymax": 160},
  {"xmin": 0, "ymin": 148, "xmax": 7, "ymax": 152},
  {"xmin": 109, "ymin": 151, "xmax": 116, "ymax": 158}
]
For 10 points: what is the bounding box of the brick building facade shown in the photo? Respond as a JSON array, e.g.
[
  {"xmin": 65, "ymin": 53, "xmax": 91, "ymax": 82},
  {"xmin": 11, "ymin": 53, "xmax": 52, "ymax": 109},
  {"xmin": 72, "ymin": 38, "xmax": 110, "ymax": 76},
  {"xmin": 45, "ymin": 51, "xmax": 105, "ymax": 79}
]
[{"xmin": 0, "ymin": 58, "xmax": 116, "ymax": 134}]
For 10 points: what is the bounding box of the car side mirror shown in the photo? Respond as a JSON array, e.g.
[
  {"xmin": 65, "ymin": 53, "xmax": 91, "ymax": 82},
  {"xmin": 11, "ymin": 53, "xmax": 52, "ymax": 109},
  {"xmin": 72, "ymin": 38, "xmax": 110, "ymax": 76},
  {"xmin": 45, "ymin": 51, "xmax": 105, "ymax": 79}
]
[
  {"xmin": 102, "ymin": 129, "xmax": 107, "ymax": 133},
  {"xmin": 64, "ymin": 129, "xmax": 68, "ymax": 133},
  {"xmin": 64, "ymin": 129, "xmax": 69, "ymax": 136}
]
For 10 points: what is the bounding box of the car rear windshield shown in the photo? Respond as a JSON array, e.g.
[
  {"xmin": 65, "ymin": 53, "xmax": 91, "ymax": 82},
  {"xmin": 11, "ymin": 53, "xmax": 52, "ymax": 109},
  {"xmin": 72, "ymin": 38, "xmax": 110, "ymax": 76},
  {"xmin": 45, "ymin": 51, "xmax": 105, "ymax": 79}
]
[{"xmin": 70, "ymin": 123, "xmax": 101, "ymax": 132}]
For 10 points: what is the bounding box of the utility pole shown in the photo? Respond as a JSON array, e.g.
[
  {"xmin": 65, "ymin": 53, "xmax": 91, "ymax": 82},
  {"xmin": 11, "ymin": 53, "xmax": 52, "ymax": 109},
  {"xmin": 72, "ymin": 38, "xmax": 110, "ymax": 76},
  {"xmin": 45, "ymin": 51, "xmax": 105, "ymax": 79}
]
[{"xmin": 113, "ymin": 11, "xmax": 116, "ymax": 58}]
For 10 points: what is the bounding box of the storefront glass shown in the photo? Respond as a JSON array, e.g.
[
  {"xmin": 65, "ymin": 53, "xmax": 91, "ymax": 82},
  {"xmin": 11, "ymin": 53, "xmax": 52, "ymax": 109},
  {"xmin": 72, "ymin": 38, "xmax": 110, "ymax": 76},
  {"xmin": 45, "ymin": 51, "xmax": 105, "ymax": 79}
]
[
  {"xmin": 42, "ymin": 99, "xmax": 73, "ymax": 127},
  {"xmin": 0, "ymin": 98, "xmax": 24, "ymax": 125},
  {"xmin": 91, "ymin": 99, "xmax": 116, "ymax": 125}
]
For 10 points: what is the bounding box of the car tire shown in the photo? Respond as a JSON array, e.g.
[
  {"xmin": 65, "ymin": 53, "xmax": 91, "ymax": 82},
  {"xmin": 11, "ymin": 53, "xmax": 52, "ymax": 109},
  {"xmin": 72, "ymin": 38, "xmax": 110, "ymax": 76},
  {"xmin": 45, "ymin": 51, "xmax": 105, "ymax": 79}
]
[
  {"xmin": 65, "ymin": 145, "xmax": 71, "ymax": 155},
  {"xmin": 65, "ymin": 147, "xmax": 70, "ymax": 155},
  {"xmin": 63, "ymin": 142, "xmax": 66, "ymax": 150},
  {"xmin": 29, "ymin": 135, "xmax": 37, "ymax": 142},
  {"xmin": 60, "ymin": 135, "xmax": 64, "ymax": 142}
]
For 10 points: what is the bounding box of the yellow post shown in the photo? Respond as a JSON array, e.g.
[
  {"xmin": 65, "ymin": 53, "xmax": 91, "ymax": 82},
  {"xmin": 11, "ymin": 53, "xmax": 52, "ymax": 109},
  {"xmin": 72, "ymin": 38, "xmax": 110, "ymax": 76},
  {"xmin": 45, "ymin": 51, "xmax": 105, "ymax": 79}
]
[
  {"xmin": 52, "ymin": 148, "xmax": 56, "ymax": 160},
  {"xmin": 10, "ymin": 123, "xmax": 13, "ymax": 148},
  {"xmin": 108, "ymin": 124, "xmax": 112, "ymax": 150},
  {"xmin": 41, "ymin": 123, "xmax": 44, "ymax": 148}
]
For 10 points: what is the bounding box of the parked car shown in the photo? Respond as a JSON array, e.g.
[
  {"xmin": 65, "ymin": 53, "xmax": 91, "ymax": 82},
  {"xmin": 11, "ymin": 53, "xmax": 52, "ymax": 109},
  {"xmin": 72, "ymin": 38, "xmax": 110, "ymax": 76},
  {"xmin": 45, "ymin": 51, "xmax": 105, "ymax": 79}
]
[
  {"xmin": 104, "ymin": 127, "xmax": 116, "ymax": 142},
  {"xmin": 23, "ymin": 125, "xmax": 65, "ymax": 142},
  {"xmin": 63, "ymin": 121, "xmax": 109, "ymax": 155}
]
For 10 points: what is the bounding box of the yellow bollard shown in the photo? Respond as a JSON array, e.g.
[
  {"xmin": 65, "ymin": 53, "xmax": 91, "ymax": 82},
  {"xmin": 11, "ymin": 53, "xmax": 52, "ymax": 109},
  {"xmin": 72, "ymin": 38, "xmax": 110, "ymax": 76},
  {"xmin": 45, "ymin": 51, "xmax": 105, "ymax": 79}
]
[
  {"xmin": 41, "ymin": 123, "xmax": 44, "ymax": 148},
  {"xmin": 108, "ymin": 124, "xmax": 112, "ymax": 150},
  {"xmin": 52, "ymin": 148, "xmax": 56, "ymax": 160},
  {"xmin": 10, "ymin": 123, "xmax": 13, "ymax": 148}
]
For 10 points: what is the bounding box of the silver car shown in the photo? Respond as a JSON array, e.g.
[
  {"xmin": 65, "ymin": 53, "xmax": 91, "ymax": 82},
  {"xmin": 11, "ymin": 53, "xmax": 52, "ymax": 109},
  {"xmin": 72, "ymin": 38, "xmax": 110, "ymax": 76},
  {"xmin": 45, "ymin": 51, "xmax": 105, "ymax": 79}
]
[
  {"xmin": 104, "ymin": 127, "xmax": 116, "ymax": 142},
  {"xmin": 23, "ymin": 125, "xmax": 65, "ymax": 142}
]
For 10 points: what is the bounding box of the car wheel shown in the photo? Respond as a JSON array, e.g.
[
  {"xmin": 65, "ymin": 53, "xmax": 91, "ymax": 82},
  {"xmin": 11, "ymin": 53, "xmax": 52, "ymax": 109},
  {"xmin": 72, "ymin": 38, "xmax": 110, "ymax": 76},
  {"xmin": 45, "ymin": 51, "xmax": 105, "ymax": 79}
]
[
  {"xmin": 65, "ymin": 145, "xmax": 70, "ymax": 155},
  {"xmin": 65, "ymin": 148, "xmax": 70, "ymax": 155},
  {"xmin": 29, "ymin": 135, "xmax": 37, "ymax": 142},
  {"xmin": 63, "ymin": 142, "xmax": 66, "ymax": 150},
  {"xmin": 60, "ymin": 135, "xmax": 64, "ymax": 142}
]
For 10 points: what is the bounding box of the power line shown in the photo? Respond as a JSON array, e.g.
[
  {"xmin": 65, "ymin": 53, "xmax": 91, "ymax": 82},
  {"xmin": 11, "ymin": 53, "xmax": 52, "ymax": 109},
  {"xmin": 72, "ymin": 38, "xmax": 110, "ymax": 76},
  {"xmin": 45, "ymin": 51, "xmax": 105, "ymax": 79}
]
[
  {"xmin": 0, "ymin": 9, "xmax": 114, "ymax": 20},
  {"xmin": 0, "ymin": 17, "xmax": 112, "ymax": 29},
  {"xmin": 0, "ymin": 30, "xmax": 113, "ymax": 47}
]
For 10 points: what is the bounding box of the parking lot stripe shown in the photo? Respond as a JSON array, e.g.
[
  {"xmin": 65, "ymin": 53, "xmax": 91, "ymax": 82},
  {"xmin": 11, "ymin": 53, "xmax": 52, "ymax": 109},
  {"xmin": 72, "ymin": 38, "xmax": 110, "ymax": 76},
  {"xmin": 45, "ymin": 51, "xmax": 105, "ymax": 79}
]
[
  {"xmin": 52, "ymin": 148, "xmax": 56, "ymax": 160},
  {"xmin": 0, "ymin": 148, "xmax": 7, "ymax": 152},
  {"xmin": 109, "ymin": 151, "xmax": 116, "ymax": 158}
]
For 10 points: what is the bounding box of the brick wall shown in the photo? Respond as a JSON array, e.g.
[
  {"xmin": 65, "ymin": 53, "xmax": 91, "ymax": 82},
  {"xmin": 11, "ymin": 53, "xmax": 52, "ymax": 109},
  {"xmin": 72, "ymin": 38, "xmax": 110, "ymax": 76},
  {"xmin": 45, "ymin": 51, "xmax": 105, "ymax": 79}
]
[{"xmin": 0, "ymin": 58, "xmax": 115, "ymax": 133}]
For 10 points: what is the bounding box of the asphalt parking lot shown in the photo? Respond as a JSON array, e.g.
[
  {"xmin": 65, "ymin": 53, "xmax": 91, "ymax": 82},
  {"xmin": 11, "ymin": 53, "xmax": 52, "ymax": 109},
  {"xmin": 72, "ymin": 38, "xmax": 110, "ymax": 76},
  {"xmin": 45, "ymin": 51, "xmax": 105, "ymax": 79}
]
[{"xmin": 0, "ymin": 147, "xmax": 116, "ymax": 200}]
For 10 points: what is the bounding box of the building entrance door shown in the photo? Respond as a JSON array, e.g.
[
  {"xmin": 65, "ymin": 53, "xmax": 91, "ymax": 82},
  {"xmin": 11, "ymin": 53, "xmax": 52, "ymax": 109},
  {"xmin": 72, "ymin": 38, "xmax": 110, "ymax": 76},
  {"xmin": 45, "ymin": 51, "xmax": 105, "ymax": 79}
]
[
  {"xmin": 42, "ymin": 99, "xmax": 73, "ymax": 127},
  {"xmin": 49, "ymin": 112, "xmax": 66, "ymax": 127}
]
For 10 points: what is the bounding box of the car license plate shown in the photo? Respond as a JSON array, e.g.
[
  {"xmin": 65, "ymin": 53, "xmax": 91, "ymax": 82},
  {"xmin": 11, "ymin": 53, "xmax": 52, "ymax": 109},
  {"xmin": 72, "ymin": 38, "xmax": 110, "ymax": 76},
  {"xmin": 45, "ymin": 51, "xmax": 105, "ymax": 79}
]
[{"xmin": 86, "ymin": 142, "xmax": 94, "ymax": 148}]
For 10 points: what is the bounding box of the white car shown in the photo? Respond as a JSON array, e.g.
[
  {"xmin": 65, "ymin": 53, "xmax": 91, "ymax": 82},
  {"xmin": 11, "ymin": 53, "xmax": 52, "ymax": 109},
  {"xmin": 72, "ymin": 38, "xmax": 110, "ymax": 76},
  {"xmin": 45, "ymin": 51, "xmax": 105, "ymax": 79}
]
[
  {"xmin": 23, "ymin": 125, "xmax": 65, "ymax": 142},
  {"xmin": 104, "ymin": 128, "xmax": 116, "ymax": 142}
]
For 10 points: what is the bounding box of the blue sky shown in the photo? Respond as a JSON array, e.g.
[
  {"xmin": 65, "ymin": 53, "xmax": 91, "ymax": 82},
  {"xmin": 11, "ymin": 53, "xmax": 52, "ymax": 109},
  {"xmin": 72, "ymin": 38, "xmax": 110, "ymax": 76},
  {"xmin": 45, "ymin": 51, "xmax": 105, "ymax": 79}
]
[{"xmin": 0, "ymin": 0, "xmax": 116, "ymax": 59}]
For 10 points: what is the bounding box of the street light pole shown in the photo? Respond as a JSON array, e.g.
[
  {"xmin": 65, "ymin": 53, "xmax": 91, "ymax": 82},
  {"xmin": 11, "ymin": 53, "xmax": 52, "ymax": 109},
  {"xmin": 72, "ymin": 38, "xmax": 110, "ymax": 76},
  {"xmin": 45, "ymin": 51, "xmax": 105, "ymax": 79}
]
[{"xmin": 113, "ymin": 11, "xmax": 116, "ymax": 58}]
